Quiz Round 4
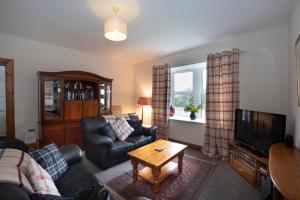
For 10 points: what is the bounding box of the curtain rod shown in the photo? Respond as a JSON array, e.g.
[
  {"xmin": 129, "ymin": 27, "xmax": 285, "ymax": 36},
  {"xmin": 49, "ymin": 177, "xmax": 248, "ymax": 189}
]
[{"xmin": 172, "ymin": 50, "xmax": 245, "ymax": 68}]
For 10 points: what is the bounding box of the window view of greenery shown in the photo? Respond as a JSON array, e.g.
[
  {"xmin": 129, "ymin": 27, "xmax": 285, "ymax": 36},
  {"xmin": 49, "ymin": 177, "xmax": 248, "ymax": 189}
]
[{"xmin": 170, "ymin": 62, "xmax": 206, "ymax": 119}]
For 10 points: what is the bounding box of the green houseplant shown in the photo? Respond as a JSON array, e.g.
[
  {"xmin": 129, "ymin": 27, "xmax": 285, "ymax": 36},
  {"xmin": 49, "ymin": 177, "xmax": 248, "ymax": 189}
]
[{"xmin": 184, "ymin": 95, "xmax": 202, "ymax": 120}]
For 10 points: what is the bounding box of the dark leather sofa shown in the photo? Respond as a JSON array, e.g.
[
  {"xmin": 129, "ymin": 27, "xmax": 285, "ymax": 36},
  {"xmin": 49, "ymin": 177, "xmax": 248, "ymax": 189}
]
[
  {"xmin": 81, "ymin": 117, "xmax": 158, "ymax": 170},
  {"xmin": 0, "ymin": 137, "xmax": 116, "ymax": 200}
]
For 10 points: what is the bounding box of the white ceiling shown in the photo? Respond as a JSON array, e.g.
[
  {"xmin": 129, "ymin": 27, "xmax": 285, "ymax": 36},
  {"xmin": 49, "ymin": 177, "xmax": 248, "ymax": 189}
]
[{"xmin": 0, "ymin": 0, "xmax": 295, "ymax": 63}]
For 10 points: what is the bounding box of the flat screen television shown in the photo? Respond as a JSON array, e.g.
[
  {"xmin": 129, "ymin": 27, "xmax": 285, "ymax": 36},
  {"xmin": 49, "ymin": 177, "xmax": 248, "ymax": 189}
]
[{"xmin": 234, "ymin": 109, "xmax": 286, "ymax": 157}]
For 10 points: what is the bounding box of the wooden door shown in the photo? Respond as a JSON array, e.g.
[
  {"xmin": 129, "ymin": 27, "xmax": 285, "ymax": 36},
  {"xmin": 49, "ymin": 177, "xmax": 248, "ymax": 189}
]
[
  {"xmin": 64, "ymin": 100, "xmax": 82, "ymax": 120},
  {"xmin": 0, "ymin": 59, "xmax": 14, "ymax": 138},
  {"xmin": 82, "ymin": 100, "xmax": 98, "ymax": 117}
]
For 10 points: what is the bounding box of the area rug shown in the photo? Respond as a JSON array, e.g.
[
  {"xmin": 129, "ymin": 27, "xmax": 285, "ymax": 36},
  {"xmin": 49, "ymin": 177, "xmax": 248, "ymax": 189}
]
[{"xmin": 105, "ymin": 155, "xmax": 216, "ymax": 200}]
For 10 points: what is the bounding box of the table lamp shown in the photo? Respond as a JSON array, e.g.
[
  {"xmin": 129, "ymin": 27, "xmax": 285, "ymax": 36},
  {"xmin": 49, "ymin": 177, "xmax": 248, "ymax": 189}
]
[{"xmin": 137, "ymin": 97, "xmax": 151, "ymax": 122}]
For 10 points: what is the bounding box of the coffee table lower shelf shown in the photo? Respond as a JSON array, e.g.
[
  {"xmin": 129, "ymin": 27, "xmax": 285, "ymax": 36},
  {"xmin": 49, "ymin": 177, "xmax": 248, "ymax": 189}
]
[{"xmin": 138, "ymin": 161, "xmax": 178, "ymax": 184}]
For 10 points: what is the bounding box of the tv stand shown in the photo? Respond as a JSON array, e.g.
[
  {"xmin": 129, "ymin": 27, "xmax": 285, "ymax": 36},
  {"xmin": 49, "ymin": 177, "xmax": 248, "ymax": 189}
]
[
  {"xmin": 228, "ymin": 140, "xmax": 269, "ymax": 190},
  {"xmin": 235, "ymin": 141, "xmax": 267, "ymax": 157}
]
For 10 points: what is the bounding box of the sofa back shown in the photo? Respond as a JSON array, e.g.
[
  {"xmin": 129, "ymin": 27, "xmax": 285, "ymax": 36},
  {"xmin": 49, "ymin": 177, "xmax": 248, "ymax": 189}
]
[
  {"xmin": 0, "ymin": 136, "xmax": 29, "ymax": 152},
  {"xmin": 80, "ymin": 117, "xmax": 107, "ymax": 135}
]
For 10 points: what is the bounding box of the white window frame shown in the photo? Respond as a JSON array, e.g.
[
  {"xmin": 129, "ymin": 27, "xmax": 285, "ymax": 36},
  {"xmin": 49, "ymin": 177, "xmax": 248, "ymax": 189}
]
[{"xmin": 170, "ymin": 62, "xmax": 206, "ymax": 122}]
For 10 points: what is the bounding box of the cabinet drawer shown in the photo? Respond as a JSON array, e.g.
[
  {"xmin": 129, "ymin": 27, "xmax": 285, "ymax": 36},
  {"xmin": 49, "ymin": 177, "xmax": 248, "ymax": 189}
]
[
  {"xmin": 65, "ymin": 123, "xmax": 81, "ymax": 130},
  {"xmin": 42, "ymin": 125, "xmax": 64, "ymax": 133},
  {"xmin": 43, "ymin": 132, "xmax": 65, "ymax": 147},
  {"xmin": 65, "ymin": 129, "xmax": 81, "ymax": 135},
  {"xmin": 65, "ymin": 132, "xmax": 83, "ymax": 147}
]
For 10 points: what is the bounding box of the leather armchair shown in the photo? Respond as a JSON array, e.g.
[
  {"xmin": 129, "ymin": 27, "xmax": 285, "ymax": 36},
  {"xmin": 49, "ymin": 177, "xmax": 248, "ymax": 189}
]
[{"xmin": 81, "ymin": 117, "xmax": 158, "ymax": 170}]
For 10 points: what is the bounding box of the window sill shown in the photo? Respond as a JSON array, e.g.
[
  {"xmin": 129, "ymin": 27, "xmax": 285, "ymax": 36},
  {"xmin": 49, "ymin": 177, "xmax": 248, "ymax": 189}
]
[{"xmin": 169, "ymin": 116, "xmax": 205, "ymax": 124}]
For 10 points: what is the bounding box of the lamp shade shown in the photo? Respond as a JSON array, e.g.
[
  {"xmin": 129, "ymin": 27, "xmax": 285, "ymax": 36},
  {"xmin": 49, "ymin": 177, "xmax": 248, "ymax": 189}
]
[
  {"xmin": 137, "ymin": 97, "xmax": 152, "ymax": 105},
  {"xmin": 104, "ymin": 15, "xmax": 127, "ymax": 41}
]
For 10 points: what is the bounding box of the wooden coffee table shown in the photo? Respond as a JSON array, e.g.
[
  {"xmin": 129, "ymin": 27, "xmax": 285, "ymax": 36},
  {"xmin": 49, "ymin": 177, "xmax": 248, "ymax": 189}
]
[{"xmin": 127, "ymin": 139, "xmax": 187, "ymax": 192}]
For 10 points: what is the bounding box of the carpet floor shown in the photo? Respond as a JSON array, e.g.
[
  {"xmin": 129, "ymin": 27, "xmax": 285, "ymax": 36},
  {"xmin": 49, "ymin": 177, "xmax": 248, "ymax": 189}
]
[
  {"xmin": 82, "ymin": 149, "xmax": 260, "ymax": 200},
  {"xmin": 106, "ymin": 155, "xmax": 216, "ymax": 200}
]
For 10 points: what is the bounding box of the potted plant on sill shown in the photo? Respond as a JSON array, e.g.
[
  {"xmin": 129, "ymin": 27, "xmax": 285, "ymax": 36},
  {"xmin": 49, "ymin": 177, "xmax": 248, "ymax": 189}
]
[{"xmin": 184, "ymin": 96, "xmax": 202, "ymax": 120}]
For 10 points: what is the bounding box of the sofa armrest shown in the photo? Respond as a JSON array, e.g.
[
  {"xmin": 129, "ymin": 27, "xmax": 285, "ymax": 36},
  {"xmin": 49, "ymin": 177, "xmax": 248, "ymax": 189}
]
[
  {"xmin": 142, "ymin": 125, "xmax": 158, "ymax": 141},
  {"xmin": 59, "ymin": 144, "xmax": 82, "ymax": 166},
  {"xmin": 84, "ymin": 133, "xmax": 114, "ymax": 147},
  {"xmin": 0, "ymin": 183, "xmax": 31, "ymax": 200}
]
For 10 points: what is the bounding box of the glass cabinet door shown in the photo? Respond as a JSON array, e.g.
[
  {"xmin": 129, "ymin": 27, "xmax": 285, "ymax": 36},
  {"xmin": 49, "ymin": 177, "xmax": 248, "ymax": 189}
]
[
  {"xmin": 44, "ymin": 80, "xmax": 62, "ymax": 120},
  {"xmin": 99, "ymin": 83, "xmax": 111, "ymax": 114}
]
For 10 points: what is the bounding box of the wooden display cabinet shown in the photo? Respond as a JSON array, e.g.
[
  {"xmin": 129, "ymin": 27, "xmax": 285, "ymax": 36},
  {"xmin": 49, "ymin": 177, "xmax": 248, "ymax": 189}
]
[
  {"xmin": 38, "ymin": 71, "xmax": 112, "ymax": 148},
  {"xmin": 228, "ymin": 141, "xmax": 269, "ymax": 190}
]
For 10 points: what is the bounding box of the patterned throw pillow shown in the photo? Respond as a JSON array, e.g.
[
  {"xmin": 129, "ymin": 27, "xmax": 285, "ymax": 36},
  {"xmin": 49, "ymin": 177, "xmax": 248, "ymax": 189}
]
[
  {"xmin": 99, "ymin": 123, "xmax": 117, "ymax": 142},
  {"xmin": 29, "ymin": 143, "xmax": 68, "ymax": 182},
  {"xmin": 27, "ymin": 158, "xmax": 61, "ymax": 196},
  {"xmin": 112, "ymin": 117, "xmax": 134, "ymax": 141}
]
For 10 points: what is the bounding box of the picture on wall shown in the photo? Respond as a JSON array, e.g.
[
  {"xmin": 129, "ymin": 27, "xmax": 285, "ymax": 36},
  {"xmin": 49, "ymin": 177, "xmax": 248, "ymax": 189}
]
[{"xmin": 295, "ymin": 34, "xmax": 300, "ymax": 106}]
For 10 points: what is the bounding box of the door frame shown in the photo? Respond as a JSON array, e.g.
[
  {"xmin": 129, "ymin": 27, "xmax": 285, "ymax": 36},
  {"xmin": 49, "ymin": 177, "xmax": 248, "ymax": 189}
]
[{"xmin": 0, "ymin": 58, "xmax": 14, "ymax": 138}]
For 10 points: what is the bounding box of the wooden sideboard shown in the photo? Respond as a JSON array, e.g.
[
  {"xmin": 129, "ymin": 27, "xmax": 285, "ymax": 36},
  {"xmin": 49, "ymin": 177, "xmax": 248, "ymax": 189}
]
[
  {"xmin": 269, "ymin": 143, "xmax": 300, "ymax": 200},
  {"xmin": 38, "ymin": 71, "xmax": 113, "ymax": 148}
]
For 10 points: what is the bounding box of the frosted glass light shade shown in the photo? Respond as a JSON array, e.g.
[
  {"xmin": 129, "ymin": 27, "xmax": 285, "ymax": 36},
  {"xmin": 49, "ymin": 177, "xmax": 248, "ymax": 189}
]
[{"xmin": 104, "ymin": 15, "xmax": 127, "ymax": 41}]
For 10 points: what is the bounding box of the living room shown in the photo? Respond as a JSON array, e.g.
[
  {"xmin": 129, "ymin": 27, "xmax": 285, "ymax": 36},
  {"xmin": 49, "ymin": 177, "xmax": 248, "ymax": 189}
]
[{"xmin": 0, "ymin": 0, "xmax": 299, "ymax": 200}]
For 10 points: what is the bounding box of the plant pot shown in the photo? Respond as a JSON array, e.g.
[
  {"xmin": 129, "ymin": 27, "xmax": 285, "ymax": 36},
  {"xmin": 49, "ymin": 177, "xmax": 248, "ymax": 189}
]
[{"xmin": 190, "ymin": 112, "xmax": 197, "ymax": 120}]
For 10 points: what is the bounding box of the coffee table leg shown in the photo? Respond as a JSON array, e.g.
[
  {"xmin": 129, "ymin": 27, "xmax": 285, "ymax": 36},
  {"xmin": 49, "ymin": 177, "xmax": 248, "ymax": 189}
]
[
  {"xmin": 131, "ymin": 159, "xmax": 138, "ymax": 183},
  {"xmin": 178, "ymin": 151, "xmax": 184, "ymax": 173},
  {"xmin": 152, "ymin": 167, "xmax": 161, "ymax": 193}
]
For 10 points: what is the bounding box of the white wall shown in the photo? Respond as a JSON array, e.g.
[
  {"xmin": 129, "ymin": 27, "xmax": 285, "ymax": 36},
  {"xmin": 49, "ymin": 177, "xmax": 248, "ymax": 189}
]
[
  {"xmin": 288, "ymin": 0, "xmax": 300, "ymax": 147},
  {"xmin": 134, "ymin": 25, "xmax": 289, "ymax": 146},
  {"xmin": 0, "ymin": 33, "xmax": 135, "ymax": 140}
]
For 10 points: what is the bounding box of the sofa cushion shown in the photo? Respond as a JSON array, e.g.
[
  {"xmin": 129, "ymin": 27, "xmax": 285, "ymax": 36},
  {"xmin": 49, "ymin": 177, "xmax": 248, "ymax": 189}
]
[
  {"xmin": 55, "ymin": 162, "xmax": 99, "ymax": 197},
  {"xmin": 125, "ymin": 135, "xmax": 153, "ymax": 149},
  {"xmin": 29, "ymin": 143, "xmax": 68, "ymax": 182},
  {"xmin": 27, "ymin": 158, "xmax": 60, "ymax": 196},
  {"xmin": 110, "ymin": 141, "xmax": 135, "ymax": 158},
  {"xmin": 112, "ymin": 117, "xmax": 134, "ymax": 141},
  {"xmin": 99, "ymin": 123, "xmax": 117, "ymax": 142},
  {"xmin": 126, "ymin": 120, "xmax": 143, "ymax": 136}
]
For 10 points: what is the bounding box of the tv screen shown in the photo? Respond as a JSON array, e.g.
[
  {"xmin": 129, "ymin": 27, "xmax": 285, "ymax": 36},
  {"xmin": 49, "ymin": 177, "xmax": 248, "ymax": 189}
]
[{"xmin": 234, "ymin": 109, "xmax": 286, "ymax": 156}]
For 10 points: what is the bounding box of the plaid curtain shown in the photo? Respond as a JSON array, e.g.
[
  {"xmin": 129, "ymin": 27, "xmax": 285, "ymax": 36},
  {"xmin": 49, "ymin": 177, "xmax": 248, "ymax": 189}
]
[
  {"xmin": 152, "ymin": 64, "xmax": 170, "ymax": 139},
  {"xmin": 202, "ymin": 49, "xmax": 240, "ymax": 159}
]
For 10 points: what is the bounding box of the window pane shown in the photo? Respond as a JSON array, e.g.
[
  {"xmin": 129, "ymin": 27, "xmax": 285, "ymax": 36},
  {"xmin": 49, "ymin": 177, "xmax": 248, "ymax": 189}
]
[
  {"xmin": 173, "ymin": 94, "xmax": 191, "ymax": 107},
  {"xmin": 174, "ymin": 72, "xmax": 193, "ymax": 92},
  {"xmin": 203, "ymin": 69, "xmax": 207, "ymax": 92},
  {"xmin": 171, "ymin": 62, "xmax": 206, "ymax": 119}
]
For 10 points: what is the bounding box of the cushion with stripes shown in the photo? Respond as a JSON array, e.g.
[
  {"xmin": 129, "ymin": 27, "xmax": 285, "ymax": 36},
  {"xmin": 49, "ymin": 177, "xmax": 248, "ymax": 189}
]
[
  {"xmin": 27, "ymin": 158, "xmax": 60, "ymax": 196},
  {"xmin": 29, "ymin": 143, "xmax": 68, "ymax": 182},
  {"xmin": 0, "ymin": 148, "xmax": 34, "ymax": 193}
]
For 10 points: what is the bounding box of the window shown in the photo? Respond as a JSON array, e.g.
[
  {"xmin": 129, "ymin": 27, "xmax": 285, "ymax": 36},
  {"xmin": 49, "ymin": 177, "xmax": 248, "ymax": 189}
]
[{"xmin": 170, "ymin": 62, "xmax": 206, "ymax": 120}]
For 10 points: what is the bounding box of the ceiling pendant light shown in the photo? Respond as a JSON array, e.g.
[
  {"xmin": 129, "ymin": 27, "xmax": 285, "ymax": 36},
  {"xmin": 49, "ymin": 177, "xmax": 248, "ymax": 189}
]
[{"xmin": 104, "ymin": 7, "xmax": 127, "ymax": 42}]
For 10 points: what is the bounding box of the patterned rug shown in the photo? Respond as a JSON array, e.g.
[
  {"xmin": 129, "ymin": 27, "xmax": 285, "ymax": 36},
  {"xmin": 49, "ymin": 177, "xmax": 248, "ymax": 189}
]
[{"xmin": 106, "ymin": 155, "xmax": 216, "ymax": 200}]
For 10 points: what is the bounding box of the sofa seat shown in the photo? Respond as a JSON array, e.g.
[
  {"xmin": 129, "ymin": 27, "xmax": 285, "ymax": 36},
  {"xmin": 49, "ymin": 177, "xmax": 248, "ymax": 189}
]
[
  {"xmin": 55, "ymin": 162, "xmax": 100, "ymax": 197},
  {"xmin": 126, "ymin": 135, "xmax": 152, "ymax": 149},
  {"xmin": 110, "ymin": 141, "xmax": 135, "ymax": 158}
]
